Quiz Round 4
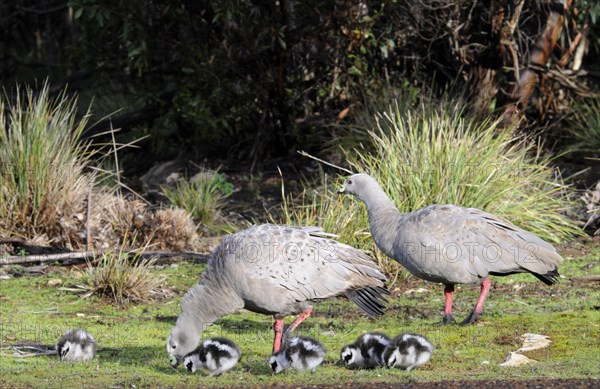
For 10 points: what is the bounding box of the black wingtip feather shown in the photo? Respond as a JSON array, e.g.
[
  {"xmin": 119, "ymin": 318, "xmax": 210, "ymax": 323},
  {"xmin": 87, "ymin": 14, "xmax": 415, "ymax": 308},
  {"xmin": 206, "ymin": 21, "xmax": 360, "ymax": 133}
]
[
  {"xmin": 533, "ymin": 268, "xmax": 560, "ymax": 286},
  {"xmin": 345, "ymin": 286, "xmax": 390, "ymax": 318}
]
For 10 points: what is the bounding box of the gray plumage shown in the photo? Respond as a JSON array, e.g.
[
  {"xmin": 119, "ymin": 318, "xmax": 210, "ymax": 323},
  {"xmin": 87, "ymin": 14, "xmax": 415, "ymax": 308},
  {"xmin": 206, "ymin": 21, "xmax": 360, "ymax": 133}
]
[
  {"xmin": 269, "ymin": 336, "xmax": 327, "ymax": 373},
  {"xmin": 56, "ymin": 329, "xmax": 97, "ymax": 362},
  {"xmin": 167, "ymin": 224, "xmax": 389, "ymax": 366},
  {"xmin": 340, "ymin": 332, "xmax": 391, "ymax": 369},
  {"xmin": 340, "ymin": 173, "xmax": 564, "ymax": 324},
  {"xmin": 383, "ymin": 333, "xmax": 434, "ymax": 371},
  {"xmin": 182, "ymin": 337, "xmax": 241, "ymax": 376}
]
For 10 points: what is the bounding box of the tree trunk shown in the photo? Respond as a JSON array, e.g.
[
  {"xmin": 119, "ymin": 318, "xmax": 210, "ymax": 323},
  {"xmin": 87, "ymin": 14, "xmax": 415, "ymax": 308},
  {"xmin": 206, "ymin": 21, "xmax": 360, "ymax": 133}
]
[{"xmin": 502, "ymin": 0, "xmax": 574, "ymax": 125}]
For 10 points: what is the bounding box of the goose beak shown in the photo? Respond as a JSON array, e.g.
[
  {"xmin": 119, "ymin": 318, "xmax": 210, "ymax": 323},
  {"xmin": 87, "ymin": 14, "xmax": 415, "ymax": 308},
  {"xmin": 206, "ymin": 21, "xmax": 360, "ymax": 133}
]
[
  {"xmin": 169, "ymin": 354, "xmax": 180, "ymax": 368},
  {"xmin": 338, "ymin": 184, "xmax": 347, "ymax": 194}
]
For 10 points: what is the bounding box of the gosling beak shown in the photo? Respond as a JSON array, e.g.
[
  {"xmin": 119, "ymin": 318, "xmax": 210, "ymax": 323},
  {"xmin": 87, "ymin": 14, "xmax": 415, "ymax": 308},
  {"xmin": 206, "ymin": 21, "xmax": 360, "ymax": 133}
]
[{"xmin": 169, "ymin": 354, "xmax": 180, "ymax": 368}]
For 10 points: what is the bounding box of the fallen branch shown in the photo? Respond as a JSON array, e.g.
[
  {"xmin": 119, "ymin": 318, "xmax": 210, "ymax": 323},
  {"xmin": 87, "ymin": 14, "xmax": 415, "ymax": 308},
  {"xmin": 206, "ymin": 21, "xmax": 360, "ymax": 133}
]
[
  {"xmin": 0, "ymin": 250, "xmax": 208, "ymax": 265},
  {"xmin": 571, "ymin": 275, "xmax": 600, "ymax": 283}
]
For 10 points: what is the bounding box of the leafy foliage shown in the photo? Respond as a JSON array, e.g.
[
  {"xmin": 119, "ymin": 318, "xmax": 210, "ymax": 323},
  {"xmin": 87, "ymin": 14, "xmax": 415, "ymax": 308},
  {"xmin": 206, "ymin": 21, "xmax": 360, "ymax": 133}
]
[{"xmin": 6, "ymin": 1, "xmax": 596, "ymax": 160}]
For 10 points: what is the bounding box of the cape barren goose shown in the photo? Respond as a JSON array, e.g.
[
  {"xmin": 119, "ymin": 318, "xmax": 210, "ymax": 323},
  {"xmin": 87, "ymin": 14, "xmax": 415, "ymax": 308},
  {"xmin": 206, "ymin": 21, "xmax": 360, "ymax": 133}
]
[
  {"xmin": 56, "ymin": 329, "xmax": 97, "ymax": 362},
  {"xmin": 340, "ymin": 173, "xmax": 564, "ymax": 325},
  {"xmin": 183, "ymin": 337, "xmax": 241, "ymax": 376},
  {"xmin": 383, "ymin": 333, "xmax": 434, "ymax": 371},
  {"xmin": 167, "ymin": 224, "xmax": 389, "ymax": 367},
  {"xmin": 340, "ymin": 332, "xmax": 391, "ymax": 369},
  {"xmin": 269, "ymin": 335, "xmax": 327, "ymax": 373}
]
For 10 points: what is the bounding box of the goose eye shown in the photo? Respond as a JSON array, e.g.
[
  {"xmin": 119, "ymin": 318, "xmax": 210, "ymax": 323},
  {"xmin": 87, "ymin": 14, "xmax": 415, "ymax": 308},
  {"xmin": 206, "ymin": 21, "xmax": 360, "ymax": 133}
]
[{"xmin": 347, "ymin": 179, "xmax": 353, "ymax": 185}]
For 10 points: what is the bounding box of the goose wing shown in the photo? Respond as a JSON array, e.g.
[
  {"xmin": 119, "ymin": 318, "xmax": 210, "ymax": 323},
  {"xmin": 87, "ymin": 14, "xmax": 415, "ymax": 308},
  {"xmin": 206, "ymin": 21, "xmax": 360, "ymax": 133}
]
[{"xmin": 402, "ymin": 205, "xmax": 562, "ymax": 283}]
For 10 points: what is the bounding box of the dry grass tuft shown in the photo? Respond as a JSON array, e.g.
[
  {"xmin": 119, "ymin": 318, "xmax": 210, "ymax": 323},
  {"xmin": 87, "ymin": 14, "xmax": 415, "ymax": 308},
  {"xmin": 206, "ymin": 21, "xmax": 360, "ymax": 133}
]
[
  {"xmin": 143, "ymin": 208, "xmax": 200, "ymax": 251},
  {"xmin": 89, "ymin": 193, "xmax": 199, "ymax": 251},
  {"xmin": 76, "ymin": 244, "xmax": 166, "ymax": 305}
]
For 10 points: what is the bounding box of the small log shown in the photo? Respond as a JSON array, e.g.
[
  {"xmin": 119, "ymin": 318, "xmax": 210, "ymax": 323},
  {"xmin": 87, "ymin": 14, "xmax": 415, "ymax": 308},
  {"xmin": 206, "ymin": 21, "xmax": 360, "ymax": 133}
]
[{"xmin": 0, "ymin": 250, "xmax": 208, "ymax": 266}]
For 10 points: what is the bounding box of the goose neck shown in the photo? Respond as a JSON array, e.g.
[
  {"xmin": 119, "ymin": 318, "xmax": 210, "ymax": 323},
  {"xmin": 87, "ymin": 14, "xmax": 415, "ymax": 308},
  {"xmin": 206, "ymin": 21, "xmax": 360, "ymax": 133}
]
[
  {"xmin": 180, "ymin": 282, "xmax": 237, "ymax": 328},
  {"xmin": 366, "ymin": 205, "xmax": 402, "ymax": 258}
]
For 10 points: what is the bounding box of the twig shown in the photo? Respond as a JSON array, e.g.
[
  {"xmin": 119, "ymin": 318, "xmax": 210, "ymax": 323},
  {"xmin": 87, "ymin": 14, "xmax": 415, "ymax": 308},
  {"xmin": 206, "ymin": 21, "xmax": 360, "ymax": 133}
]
[
  {"xmin": 86, "ymin": 187, "xmax": 92, "ymax": 251},
  {"xmin": 297, "ymin": 150, "xmax": 354, "ymax": 175},
  {"xmin": 0, "ymin": 345, "xmax": 57, "ymax": 358},
  {"xmin": 30, "ymin": 307, "xmax": 59, "ymax": 314}
]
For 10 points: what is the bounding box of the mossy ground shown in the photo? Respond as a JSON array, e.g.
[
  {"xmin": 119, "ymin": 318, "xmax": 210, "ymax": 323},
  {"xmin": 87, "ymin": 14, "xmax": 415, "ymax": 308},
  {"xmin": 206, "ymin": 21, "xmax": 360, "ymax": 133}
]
[{"xmin": 1, "ymin": 238, "xmax": 598, "ymax": 388}]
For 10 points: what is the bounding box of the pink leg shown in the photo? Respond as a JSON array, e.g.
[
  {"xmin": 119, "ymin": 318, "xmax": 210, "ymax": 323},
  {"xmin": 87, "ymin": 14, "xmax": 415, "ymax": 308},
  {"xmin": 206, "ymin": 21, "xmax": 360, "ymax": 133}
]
[
  {"xmin": 474, "ymin": 278, "xmax": 492, "ymax": 314},
  {"xmin": 441, "ymin": 284, "xmax": 455, "ymax": 325},
  {"xmin": 461, "ymin": 278, "xmax": 492, "ymax": 325},
  {"xmin": 273, "ymin": 319, "xmax": 284, "ymax": 353},
  {"xmin": 288, "ymin": 307, "xmax": 313, "ymax": 332}
]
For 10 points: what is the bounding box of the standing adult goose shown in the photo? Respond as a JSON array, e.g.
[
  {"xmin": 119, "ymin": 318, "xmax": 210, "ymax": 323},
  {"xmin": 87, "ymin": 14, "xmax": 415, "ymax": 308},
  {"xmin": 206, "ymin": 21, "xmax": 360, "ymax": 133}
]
[
  {"xmin": 167, "ymin": 224, "xmax": 389, "ymax": 367},
  {"xmin": 340, "ymin": 173, "xmax": 563, "ymax": 325}
]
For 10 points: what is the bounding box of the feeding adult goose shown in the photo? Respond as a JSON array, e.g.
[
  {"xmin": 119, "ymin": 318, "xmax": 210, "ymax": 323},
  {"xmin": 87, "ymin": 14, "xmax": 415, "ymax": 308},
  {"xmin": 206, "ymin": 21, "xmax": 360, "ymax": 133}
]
[
  {"xmin": 340, "ymin": 173, "xmax": 564, "ymax": 325},
  {"xmin": 56, "ymin": 329, "xmax": 97, "ymax": 362},
  {"xmin": 167, "ymin": 224, "xmax": 389, "ymax": 367}
]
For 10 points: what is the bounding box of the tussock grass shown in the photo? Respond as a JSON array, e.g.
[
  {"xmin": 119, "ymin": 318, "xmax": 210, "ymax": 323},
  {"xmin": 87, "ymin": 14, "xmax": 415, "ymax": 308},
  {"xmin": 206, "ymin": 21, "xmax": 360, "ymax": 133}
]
[
  {"xmin": 76, "ymin": 241, "xmax": 165, "ymax": 305},
  {"xmin": 344, "ymin": 99, "xmax": 580, "ymax": 243},
  {"xmin": 0, "ymin": 84, "xmax": 95, "ymax": 246},
  {"xmin": 162, "ymin": 170, "xmax": 235, "ymax": 235}
]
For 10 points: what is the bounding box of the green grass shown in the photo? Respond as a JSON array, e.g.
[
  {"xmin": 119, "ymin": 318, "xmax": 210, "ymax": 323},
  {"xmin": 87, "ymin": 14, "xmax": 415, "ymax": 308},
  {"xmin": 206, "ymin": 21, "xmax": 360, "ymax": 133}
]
[
  {"xmin": 1, "ymin": 241, "xmax": 598, "ymax": 388},
  {"xmin": 161, "ymin": 170, "xmax": 235, "ymax": 235}
]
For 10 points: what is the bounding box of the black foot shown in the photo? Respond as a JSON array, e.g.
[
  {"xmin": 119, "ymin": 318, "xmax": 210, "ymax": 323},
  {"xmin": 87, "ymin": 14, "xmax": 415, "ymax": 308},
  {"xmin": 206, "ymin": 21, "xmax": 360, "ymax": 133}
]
[
  {"xmin": 460, "ymin": 311, "xmax": 481, "ymax": 325},
  {"xmin": 434, "ymin": 314, "xmax": 455, "ymax": 326}
]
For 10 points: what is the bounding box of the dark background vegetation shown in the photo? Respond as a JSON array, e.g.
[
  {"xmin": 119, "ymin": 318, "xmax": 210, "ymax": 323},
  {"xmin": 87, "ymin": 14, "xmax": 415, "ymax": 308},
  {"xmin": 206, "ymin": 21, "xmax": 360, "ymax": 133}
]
[{"xmin": 1, "ymin": 0, "xmax": 598, "ymax": 178}]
